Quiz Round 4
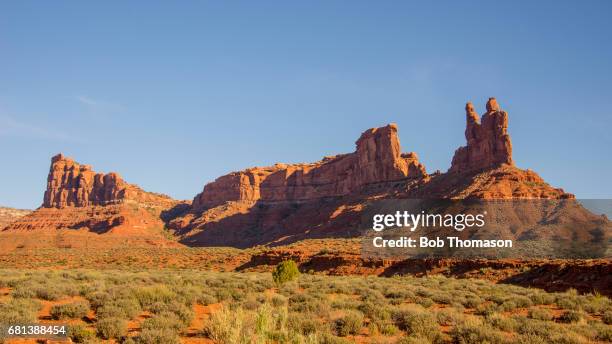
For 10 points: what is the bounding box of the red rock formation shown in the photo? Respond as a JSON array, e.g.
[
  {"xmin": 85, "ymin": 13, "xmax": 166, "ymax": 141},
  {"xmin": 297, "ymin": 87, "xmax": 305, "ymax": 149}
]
[
  {"xmin": 3, "ymin": 97, "xmax": 587, "ymax": 250},
  {"xmin": 0, "ymin": 207, "xmax": 31, "ymax": 229},
  {"xmin": 43, "ymin": 154, "xmax": 176, "ymax": 209},
  {"xmin": 193, "ymin": 124, "xmax": 426, "ymax": 209},
  {"xmin": 2, "ymin": 154, "xmax": 183, "ymax": 248},
  {"xmin": 450, "ymin": 98, "xmax": 513, "ymax": 173}
]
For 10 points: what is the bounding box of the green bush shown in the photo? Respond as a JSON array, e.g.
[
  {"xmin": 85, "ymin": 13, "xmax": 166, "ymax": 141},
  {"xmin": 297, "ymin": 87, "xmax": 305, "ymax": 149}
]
[
  {"xmin": 50, "ymin": 301, "xmax": 90, "ymax": 320},
  {"xmin": 272, "ymin": 260, "xmax": 300, "ymax": 285},
  {"xmin": 95, "ymin": 317, "xmax": 127, "ymax": 339}
]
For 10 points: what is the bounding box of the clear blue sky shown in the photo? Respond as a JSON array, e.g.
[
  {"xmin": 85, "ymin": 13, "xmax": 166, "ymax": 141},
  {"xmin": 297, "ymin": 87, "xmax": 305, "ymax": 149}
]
[{"xmin": 1, "ymin": 1, "xmax": 611, "ymax": 209}]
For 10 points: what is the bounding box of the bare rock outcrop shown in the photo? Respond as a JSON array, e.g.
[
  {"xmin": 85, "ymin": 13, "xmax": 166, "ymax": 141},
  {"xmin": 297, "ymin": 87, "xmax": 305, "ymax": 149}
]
[
  {"xmin": 193, "ymin": 124, "xmax": 426, "ymax": 209},
  {"xmin": 450, "ymin": 98, "xmax": 513, "ymax": 173},
  {"xmin": 43, "ymin": 154, "xmax": 176, "ymax": 209}
]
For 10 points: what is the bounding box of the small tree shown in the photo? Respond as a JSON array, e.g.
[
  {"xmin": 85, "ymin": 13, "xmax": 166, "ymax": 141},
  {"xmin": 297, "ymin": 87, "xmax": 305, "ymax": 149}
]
[{"xmin": 272, "ymin": 260, "xmax": 300, "ymax": 285}]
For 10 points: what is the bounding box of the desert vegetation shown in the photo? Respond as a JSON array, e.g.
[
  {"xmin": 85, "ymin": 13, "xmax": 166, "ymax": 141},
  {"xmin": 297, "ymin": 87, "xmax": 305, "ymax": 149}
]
[{"xmin": 0, "ymin": 268, "xmax": 610, "ymax": 344}]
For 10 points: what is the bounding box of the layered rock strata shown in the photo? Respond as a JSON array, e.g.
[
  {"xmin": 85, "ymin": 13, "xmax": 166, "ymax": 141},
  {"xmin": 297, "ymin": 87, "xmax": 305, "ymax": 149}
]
[{"xmin": 193, "ymin": 124, "xmax": 426, "ymax": 209}]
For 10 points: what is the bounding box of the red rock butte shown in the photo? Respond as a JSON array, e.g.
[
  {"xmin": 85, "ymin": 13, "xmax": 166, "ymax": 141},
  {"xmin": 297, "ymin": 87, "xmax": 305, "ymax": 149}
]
[
  {"xmin": 2, "ymin": 97, "xmax": 581, "ymax": 248},
  {"xmin": 192, "ymin": 123, "xmax": 426, "ymax": 209},
  {"xmin": 43, "ymin": 153, "xmax": 177, "ymax": 209}
]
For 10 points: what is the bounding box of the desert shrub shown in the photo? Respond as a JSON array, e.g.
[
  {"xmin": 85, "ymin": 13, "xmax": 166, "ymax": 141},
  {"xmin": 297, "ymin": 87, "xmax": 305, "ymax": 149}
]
[
  {"xmin": 67, "ymin": 324, "xmax": 96, "ymax": 343},
  {"xmin": 451, "ymin": 319, "xmax": 506, "ymax": 344},
  {"xmin": 289, "ymin": 296, "xmax": 330, "ymax": 317},
  {"xmin": 528, "ymin": 292, "xmax": 556, "ymax": 305},
  {"xmin": 149, "ymin": 301, "xmax": 193, "ymax": 327},
  {"xmin": 334, "ymin": 311, "xmax": 363, "ymax": 337},
  {"xmin": 287, "ymin": 312, "xmax": 318, "ymax": 335},
  {"xmin": 241, "ymin": 294, "xmax": 261, "ymax": 310},
  {"xmin": 431, "ymin": 292, "xmax": 453, "ymax": 305},
  {"xmin": 485, "ymin": 313, "xmax": 519, "ymax": 332},
  {"xmin": 134, "ymin": 328, "xmax": 181, "ymax": 344},
  {"xmin": 436, "ymin": 308, "xmax": 464, "ymax": 326},
  {"xmin": 393, "ymin": 306, "xmax": 441, "ymax": 341},
  {"xmin": 318, "ymin": 333, "xmax": 353, "ymax": 344},
  {"xmin": 270, "ymin": 294, "xmax": 287, "ymax": 307},
  {"xmin": 475, "ymin": 303, "xmax": 498, "ymax": 317},
  {"xmin": 85, "ymin": 291, "xmax": 110, "ymax": 310},
  {"xmin": 142, "ymin": 312, "xmax": 183, "ymax": 332},
  {"xmin": 556, "ymin": 296, "xmax": 581, "ymax": 311},
  {"xmin": 416, "ymin": 297, "xmax": 434, "ymax": 308},
  {"xmin": 582, "ymin": 293, "xmax": 611, "ymax": 314},
  {"xmin": 198, "ymin": 293, "xmax": 218, "ymax": 305},
  {"xmin": 396, "ymin": 336, "xmax": 433, "ymax": 344},
  {"xmin": 272, "ymin": 260, "xmax": 300, "ymax": 285},
  {"xmin": 592, "ymin": 322, "xmax": 612, "ymax": 341},
  {"xmin": 133, "ymin": 285, "xmax": 176, "ymax": 308},
  {"xmin": 528, "ymin": 307, "xmax": 553, "ymax": 321},
  {"xmin": 603, "ymin": 310, "xmax": 612, "ymax": 325},
  {"xmin": 0, "ymin": 299, "xmax": 40, "ymax": 324},
  {"xmin": 358, "ymin": 301, "xmax": 391, "ymax": 321},
  {"xmin": 372, "ymin": 320, "xmax": 399, "ymax": 336},
  {"xmin": 559, "ymin": 310, "xmax": 583, "ymax": 323},
  {"xmin": 35, "ymin": 285, "xmax": 64, "ymax": 301},
  {"xmin": 50, "ymin": 301, "xmax": 90, "ymax": 320},
  {"xmin": 462, "ymin": 296, "xmax": 482, "ymax": 309},
  {"xmin": 384, "ymin": 288, "xmax": 414, "ymax": 301},
  {"xmin": 514, "ymin": 317, "xmax": 557, "ymax": 338},
  {"xmin": 203, "ymin": 307, "xmax": 253, "ymax": 344},
  {"xmin": 95, "ymin": 317, "xmax": 127, "ymax": 339},
  {"xmin": 99, "ymin": 297, "xmax": 141, "ymax": 319},
  {"xmin": 510, "ymin": 295, "xmax": 534, "ymax": 308}
]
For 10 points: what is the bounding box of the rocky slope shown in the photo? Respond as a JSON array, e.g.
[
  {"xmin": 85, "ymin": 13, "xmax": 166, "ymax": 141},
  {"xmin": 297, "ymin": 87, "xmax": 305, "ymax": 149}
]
[{"xmin": 0, "ymin": 207, "xmax": 31, "ymax": 229}]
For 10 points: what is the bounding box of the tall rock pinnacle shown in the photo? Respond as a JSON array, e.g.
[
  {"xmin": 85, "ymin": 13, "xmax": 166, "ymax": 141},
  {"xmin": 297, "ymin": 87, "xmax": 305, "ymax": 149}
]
[{"xmin": 450, "ymin": 98, "xmax": 513, "ymax": 173}]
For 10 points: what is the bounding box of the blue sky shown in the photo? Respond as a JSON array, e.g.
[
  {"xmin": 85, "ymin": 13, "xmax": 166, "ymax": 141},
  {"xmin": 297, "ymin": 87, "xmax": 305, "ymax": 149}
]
[{"xmin": 1, "ymin": 1, "xmax": 611, "ymax": 209}]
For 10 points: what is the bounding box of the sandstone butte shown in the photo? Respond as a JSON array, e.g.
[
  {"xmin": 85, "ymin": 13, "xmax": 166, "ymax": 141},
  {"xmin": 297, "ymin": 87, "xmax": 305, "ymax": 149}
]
[{"xmin": 2, "ymin": 98, "xmax": 595, "ymax": 249}]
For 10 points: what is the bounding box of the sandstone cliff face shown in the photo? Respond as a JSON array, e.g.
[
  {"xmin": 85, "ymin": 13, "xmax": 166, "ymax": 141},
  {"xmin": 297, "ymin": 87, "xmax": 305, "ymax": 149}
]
[
  {"xmin": 450, "ymin": 98, "xmax": 513, "ymax": 173},
  {"xmin": 43, "ymin": 154, "xmax": 176, "ymax": 209},
  {"xmin": 192, "ymin": 124, "xmax": 426, "ymax": 209}
]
